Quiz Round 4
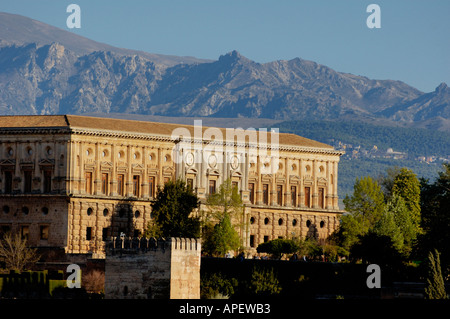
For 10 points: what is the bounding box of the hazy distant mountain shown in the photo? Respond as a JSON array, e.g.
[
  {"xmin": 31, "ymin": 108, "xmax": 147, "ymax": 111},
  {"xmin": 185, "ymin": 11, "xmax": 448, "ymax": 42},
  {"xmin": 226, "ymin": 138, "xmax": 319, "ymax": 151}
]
[
  {"xmin": 145, "ymin": 50, "xmax": 422, "ymax": 120},
  {"xmin": 379, "ymin": 83, "xmax": 450, "ymax": 122},
  {"xmin": 0, "ymin": 12, "xmax": 449, "ymax": 131},
  {"xmin": 0, "ymin": 12, "xmax": 209, "ymax": 66}
]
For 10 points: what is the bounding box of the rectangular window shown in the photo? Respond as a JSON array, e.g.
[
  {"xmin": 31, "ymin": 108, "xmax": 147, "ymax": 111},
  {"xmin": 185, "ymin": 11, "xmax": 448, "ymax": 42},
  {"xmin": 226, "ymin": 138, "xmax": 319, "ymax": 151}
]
[
  {"xmin": 291, "ymin": 186, "xmax": 297, "ymax": 206},
  {"xmin": 0, "ymin": 225, "xmax": 11, "ymax": 238},
  {"xmin": 304, "ymin": 186, "xmax": 311, "ymax": 208},
  {"xmin": 21, "ymin": 226, "xmax": 29, "ymax": 240},
  {"xmin": 263, "ymin": 235, "xmax": 269, "ymax": 243},
  {"xmin": 24, "ymin": 170, "xmax": 32, "ymax": 193},
  {"xmin": 149, "ymin": 176, "xmax": 156, "ymax": 197},
  {"xmin": 277, "ymin": 185, "xmax": 283, "ymax": 205},
  {"xmin": 186, "ymin": 178, "xmax": 193, "ymax": 190},
  {"xmin": 101, "ymin": 173, "xmax": 109, "ymax": 195},
  {"xmin": 133, "ymin": 175, "xmax": 140, "ymax": 197},
  {"xmin": 250, "ymin": 235, "xmax": 255, "ymax": 248},
  {"xmin": 248, "ymin": 183, "xmax": 255, "ymax": 204},
  {"xmin": 263, "ymin": 184, "xmax": 269, "ymax": 205},
  {"xmin": 40, "ymin": 225, "xmax": 49, "ymax": 240},
  {"xmin": 117, "ymin": 174, "xmax": 124, "ymax": 196},
  {"xmin": 43, "ymin": 170, "xmax": 52, "ymax": 193},
  {"xmin": 4, "ymin": 171, "xmax": 12, "ymax": 194},
  {"xmin": 85, "ymin": 172, "xmax": 92, "ymax": 194},
  {"xmin": 209, "ymin": 180, "xmax": 216, "ymax": 194},
  {"xmin": 164, "ymin": 177, "xmax": 170, "ymax": 184},
  {"xmin": 86, "ymin": 227, "xmax": 92, "ymax": 241},
  {"xmin": 319, "ymin": 187, "xmax": 325, "ymax": 209},
  {"xmin": 102, "ymin": 227, "xmax": 109, "ymax": 241}
]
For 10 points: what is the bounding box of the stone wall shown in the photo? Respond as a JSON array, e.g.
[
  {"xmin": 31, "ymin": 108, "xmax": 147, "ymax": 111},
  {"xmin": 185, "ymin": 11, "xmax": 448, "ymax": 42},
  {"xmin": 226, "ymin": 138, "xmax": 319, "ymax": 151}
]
[
  {"xmin": 0, "ymin": 196, "xmax": 69, "ymax": 248},
  {"xmin": 104, "ymin": 237, "xmax": 201, "ymax": 299}
]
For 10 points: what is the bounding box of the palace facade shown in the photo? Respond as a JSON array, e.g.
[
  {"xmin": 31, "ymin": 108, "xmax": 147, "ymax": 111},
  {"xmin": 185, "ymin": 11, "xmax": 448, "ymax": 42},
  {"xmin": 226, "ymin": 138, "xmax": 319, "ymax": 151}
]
[{"xmin": 0, "ymin": 115, "xmax": 344, "ymax": 256}]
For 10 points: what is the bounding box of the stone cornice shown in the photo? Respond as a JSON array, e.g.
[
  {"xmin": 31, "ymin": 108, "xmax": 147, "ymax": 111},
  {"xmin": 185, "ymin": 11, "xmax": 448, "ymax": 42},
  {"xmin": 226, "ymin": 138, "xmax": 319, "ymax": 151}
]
[
  {"xmin": 0, "ymin": 126, "xmax": 344, "ymax": 156},
  {"xmin": 0, "ymin": 127, "xmax": 72, "ymax": 135}
]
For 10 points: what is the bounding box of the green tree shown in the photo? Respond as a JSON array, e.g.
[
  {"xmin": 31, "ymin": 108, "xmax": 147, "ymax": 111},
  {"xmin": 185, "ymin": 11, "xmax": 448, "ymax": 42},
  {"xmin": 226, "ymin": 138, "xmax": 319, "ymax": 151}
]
[
  {"xmin": 332, "ymin": 213, "xmax": 365, "ymax": 257},
  {"xmin": 205, "ymin": 179, "xmax": 243, "ymax": 222},
  {"xmin": 297, "ymin": 237, "xmax": 323, "ymax": 260},
  {"xmin": 362, "ymin": 193, "xmax": 419, "ymax": 261},
  {"xmin": 145, "ymin": 179, "xmax": 200, "ymax": 238},
  {"xmin": 343, "ymin": 176, "xmax": 385, "ymax": 232},
  {"xmin": 202, "ymin": 179, "xmax": 244, "ymax": 256},
  {"xmin": 391, "ymin": 168, "xmax": 422, "ymax": 234},
  {"xmin": 256, "ymin": 238, "xmax": 299, "ymax": 260},
  {"xmin": 420, "ymin": 164, "xmax": 450, "ymax": 278},
  {"xmin": 337, "ymin": 171, "xmax": 422, "ymax": 263},
  {"xmin": 334, "ymin": 176, "xmax": 385, "ymax": 257},
  {"xmin": 350, "ymin": 231, "xmax": 404, "ymax": 266},
  {"xmin": 424, "ymin": 249, "xmax": 448, "ymax": 299},
  {"xmin": 378, "ymin": 166, "xmax": 401, "ymax": 199},
  {"xmin": 202, "ymin": 214, "xmax": 241, "ymax": 257},
  {"xmin": 201, "ymin": 272, "xmax": 238, "ymax": 299},
  {"xmin": 372, "ymin": 204, "xmax": 405, "ymax": 253},
  {"xmin": 388, "ymin": 193, "xmax": 418, "ymax": 255},
  {"xmin": 246, "ymin": 266, "xmax": 282, "ymax": 296}
]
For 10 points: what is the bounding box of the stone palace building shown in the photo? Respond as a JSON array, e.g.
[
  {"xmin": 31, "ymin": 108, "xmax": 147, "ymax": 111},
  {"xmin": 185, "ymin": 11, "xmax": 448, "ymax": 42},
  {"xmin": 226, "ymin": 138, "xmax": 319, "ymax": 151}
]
[{"xmin": 0, "ymin": 115, "xmax": 344, "ymax": 256}]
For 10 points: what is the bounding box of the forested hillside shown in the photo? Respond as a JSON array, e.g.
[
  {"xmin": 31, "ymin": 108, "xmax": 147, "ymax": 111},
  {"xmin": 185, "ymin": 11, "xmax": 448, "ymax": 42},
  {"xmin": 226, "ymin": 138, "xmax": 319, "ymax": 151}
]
[
  {"xmin": 276, "ymin": 120, "xmax": 449, "ymax": 201},
  {"xmin": 277, "ymin": 120, "xmax": 450, "ymax": 157}
]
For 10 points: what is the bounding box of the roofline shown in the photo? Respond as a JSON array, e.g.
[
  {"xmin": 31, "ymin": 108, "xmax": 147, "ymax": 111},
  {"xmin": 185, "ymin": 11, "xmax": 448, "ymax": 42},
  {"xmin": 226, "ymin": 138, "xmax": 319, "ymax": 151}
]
[{"xmin": 0, "ymin": 115, "xmax": 343, "ymax": 156}]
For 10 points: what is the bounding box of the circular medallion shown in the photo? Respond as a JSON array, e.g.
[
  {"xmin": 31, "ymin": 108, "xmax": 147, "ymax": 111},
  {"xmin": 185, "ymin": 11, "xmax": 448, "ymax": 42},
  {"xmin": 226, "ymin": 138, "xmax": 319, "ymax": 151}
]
[
  {"xmin": 185, "ymin": 152, "xmax": 194, "ymax": 166},
  {"xmin": 231, "ymin": 155, "xmax": 239, "ymax": 170},
  {"xmin": 208, "ymin": 154, "xmax": 217, "ymax": 168}
]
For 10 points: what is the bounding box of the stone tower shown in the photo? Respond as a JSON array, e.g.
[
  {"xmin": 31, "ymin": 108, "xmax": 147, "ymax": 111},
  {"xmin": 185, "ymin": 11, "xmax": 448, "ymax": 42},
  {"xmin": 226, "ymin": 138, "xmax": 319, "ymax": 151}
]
[{"xmin": 104, "ymin": 237, "xmax": 201, "ymax": 299}]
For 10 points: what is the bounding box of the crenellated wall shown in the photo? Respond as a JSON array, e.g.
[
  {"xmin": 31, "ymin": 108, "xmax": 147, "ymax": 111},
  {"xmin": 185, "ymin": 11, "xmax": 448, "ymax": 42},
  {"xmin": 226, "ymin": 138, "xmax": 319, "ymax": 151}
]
[{"xmin": 104, "ymin": 237, "xmax": 201, "ymax": 299}]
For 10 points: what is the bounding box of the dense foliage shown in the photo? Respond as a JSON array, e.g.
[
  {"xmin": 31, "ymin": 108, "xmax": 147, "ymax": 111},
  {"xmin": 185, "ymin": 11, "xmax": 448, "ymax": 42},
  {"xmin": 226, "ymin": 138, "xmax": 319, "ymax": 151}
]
[
  {"xmin": 201, "ymin": 179, "xmax": 243, "ymax": 257},
  {"xmin": 256, "ymin": 239, "xmax": 300, "ymax": 260},
  {"xmin": 145, "ymin": 179, "xmax": 200, "ymax": 238},
  {"xmin": 424, "ymin": 249, "xmax": 448, "ymax": 299},
  {"xmin": 419, "ymin": 163, "xmax": 450, "ymax": 279},
  {"xmin": 335, "ymin": 168, "xmax": 422, "ymax": 262}
]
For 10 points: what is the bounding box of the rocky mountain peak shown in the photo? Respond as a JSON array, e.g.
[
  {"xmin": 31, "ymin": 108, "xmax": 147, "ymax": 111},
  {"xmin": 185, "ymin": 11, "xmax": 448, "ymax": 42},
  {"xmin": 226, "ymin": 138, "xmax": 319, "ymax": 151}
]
[
  {"xmin": 435, "ymin": 82, "xmax": 449, "ymax": 93},
  {"xmin": 218, "ymin": 50, "xmax": 252, "ymax": 65}
]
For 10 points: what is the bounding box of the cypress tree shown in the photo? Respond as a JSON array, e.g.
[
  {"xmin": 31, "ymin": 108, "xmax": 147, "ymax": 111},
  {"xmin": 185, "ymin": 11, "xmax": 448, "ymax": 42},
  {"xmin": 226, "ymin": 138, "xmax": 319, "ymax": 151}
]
[{"xmin": 424, "ymin": 249, "xmax": 448, "ymax": 299}]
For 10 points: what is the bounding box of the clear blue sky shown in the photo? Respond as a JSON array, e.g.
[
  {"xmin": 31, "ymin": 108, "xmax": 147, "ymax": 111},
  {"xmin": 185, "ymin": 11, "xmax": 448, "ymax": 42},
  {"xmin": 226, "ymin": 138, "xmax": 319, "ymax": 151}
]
[{"xmin": 1, "ymin": 0, "xmax": 449, "ymax": 92}]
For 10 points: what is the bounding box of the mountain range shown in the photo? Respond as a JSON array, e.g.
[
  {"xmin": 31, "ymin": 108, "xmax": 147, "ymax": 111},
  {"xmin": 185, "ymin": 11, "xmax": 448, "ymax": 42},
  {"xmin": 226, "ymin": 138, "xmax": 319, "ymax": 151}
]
[{"xmin": 0, "ymin": 12, "xmax": 449, "ymax": 131}]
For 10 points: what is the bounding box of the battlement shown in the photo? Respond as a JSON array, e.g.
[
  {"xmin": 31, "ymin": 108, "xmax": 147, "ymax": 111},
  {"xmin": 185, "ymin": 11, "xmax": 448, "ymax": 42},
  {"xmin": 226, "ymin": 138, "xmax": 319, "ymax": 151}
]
[
  {"xmin": 105, "ymin": 236, "xmax": 201, "ymax": 255},
  {"xmin": 171, "ymin": 237, "xmax": 201, "ymax": 251}
]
